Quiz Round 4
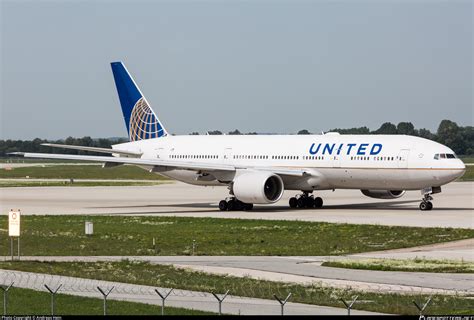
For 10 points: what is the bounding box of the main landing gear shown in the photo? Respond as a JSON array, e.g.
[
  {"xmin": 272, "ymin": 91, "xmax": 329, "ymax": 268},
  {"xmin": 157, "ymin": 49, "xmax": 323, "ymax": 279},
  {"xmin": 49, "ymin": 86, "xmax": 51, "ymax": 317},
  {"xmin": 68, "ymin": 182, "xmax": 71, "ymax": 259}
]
[
  {"xmin": 219, "ymin": 197, "xmax": 253, "ymax": 211},
  {"xmin": 419, "ymin": 194, "xmax": 433, "ymax": 211},
  {"xmin": 289, "ymin": 192, "xmax": 323, "ymax": 209}
]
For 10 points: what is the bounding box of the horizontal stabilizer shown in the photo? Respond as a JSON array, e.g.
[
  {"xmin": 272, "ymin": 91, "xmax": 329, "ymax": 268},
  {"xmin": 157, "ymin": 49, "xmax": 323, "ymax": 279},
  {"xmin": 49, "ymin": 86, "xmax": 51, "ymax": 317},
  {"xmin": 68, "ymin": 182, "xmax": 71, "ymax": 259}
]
[{"xmin": 41, "ymin": 143, "xmax": 142, "ymax": 157}]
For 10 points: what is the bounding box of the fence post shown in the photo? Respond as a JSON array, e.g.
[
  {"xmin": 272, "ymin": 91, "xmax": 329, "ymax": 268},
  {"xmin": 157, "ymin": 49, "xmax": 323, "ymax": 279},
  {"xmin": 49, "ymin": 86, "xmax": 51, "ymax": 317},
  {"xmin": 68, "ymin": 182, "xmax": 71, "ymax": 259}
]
[
  {"xmin": 340, "ymin": 296, "xmax": 358, "ymax": 316},
  {"xmin": 211, "ymin": 290, "xmax": 229, "ymax": 315},
  {"xmin": 0, "ymin": 282, "xmax": 14, "ymax": 316},
  {"xmin": 97, "ymin": 286, "xmax": 114, "ymax": 316},
  {"xmin": 413, "ymin": 296, "xmax": 432, "ymax": 316},
  {"xmin": 273, "ymin": 293, "xmax": 292, "ymax": 316},
  {"xmin": 44, "ymin": 284, "xmax": 62, "ymax": 316},
  {"xmin": 155, "ymin": 288, "xmax": 173, "ymax": 316}
]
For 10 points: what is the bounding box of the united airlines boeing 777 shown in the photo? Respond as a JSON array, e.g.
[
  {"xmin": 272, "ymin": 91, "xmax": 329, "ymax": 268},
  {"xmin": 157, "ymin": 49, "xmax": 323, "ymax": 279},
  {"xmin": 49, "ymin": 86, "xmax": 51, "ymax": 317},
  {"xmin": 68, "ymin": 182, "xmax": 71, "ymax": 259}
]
[{"xmin": 13, "ymin": 62, "xmax": 466, "ymax": 211}]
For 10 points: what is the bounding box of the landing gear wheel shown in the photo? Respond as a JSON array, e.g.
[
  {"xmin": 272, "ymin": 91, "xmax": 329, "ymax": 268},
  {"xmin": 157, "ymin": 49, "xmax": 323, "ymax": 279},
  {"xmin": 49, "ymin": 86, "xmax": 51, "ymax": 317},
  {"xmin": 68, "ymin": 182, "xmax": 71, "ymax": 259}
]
[
  {"xmin": 243, "ymin": 203, "xmax": 254, "ymax": 211},
  {"xmin": 297, "ymin": 197, "xmax": 306, "ymax": 208},
  {"xmin": 289, "ymin": 197, "xmax": 297, "ymax": 208},
  {"xmin": 305, "ymin": 197, "xmax": 315, "ymax": 208},
  {"xmin": 227, "ymin": 199, "xmax": 236, "ymax": 211},
  {"xmin": 314, "ymin": 197, "xmax": 323, "ymax": 208},
  {"xmin": 419, "ymin": 201, "xmax": 433, "ymax": 211},
  {"xmin": 219, "ymin": 200, "xmax": 228, "ymax": 211}
]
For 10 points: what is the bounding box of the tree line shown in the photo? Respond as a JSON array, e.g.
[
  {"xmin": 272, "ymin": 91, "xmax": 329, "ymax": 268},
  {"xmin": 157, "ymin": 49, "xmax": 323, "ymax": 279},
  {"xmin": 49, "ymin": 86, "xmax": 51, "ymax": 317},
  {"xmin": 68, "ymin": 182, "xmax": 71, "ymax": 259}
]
[{"xmin": 1, "ymin": 119, "xmax": 472, "ymax": 157}]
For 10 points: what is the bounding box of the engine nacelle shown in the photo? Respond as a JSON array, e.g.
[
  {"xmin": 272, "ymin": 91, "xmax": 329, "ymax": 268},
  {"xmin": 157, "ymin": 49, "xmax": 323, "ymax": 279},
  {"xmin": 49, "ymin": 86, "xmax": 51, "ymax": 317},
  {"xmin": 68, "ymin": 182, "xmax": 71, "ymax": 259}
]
[
  {"xmin": 361, "ymin": 189, "xmax": 406, "ymax": 199},
  {"xmin": 232, "ymin": 172, "xmax": 284, "ymax": 204}
]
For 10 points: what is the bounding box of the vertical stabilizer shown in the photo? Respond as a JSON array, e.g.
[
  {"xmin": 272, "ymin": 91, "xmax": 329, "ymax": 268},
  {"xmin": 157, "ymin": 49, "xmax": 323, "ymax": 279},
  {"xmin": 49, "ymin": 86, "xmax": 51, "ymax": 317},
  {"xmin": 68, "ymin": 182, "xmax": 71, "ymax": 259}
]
[{"xmin": 111, "ymin": 61, "xmax": 168, "ymax": 141}]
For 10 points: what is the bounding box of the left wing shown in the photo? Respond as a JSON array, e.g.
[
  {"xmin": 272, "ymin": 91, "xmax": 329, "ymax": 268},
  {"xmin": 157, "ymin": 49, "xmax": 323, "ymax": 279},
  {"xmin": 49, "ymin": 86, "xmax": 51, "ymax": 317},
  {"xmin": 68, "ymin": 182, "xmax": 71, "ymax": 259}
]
[{"xmin": 10, "ymin": 152, "xmax": 311, "ymax": 178}]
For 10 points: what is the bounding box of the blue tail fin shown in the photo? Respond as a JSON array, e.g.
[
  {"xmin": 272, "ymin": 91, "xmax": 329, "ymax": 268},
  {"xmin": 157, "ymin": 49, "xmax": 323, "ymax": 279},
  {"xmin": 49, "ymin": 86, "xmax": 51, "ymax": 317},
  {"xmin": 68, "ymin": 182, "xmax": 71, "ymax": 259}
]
[{"xmin": 111, "ymin": 61, "xmax": 168, "ymax": 141}]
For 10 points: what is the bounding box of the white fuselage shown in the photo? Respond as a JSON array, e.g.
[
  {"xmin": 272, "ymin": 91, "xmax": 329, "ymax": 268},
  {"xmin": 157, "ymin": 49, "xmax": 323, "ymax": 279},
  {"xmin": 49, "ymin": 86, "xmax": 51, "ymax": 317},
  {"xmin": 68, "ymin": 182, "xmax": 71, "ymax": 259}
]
[{"xmin": 114, "ymin": 134, "xmax": 465, "ymax": 191}]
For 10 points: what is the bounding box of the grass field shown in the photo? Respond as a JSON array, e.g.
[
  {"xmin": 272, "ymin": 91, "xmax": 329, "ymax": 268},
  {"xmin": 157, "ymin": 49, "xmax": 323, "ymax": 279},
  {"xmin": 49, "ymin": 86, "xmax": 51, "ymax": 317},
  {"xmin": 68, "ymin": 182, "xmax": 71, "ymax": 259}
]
[
  {"xmin": 322, "ymin": 258, "xmax": 474, "ymax": 273},
  {"xmin": 0, "ymin": 216, "xmax": 473, "ymax": 256},
  {"xmin": 460, "ymin": 165, "xmax": 474, "ymax": 181},
  {"xmin": 0, "ymin": 180, "xmax": 168, "ymax": 188},
  {"xmin": 0, "ymin": 260, "xmax": 471, "ymax": 315},
  {"xmin": 0, "ymin": 165, "xmax": 167, "ymax": 180},
  {"xmin": 460, "ymin": 156, "xmax": 474, "ymax": 163},
  {"xmin": 0, "ymin": 286, "xmax": 212, "ymax": 315}
]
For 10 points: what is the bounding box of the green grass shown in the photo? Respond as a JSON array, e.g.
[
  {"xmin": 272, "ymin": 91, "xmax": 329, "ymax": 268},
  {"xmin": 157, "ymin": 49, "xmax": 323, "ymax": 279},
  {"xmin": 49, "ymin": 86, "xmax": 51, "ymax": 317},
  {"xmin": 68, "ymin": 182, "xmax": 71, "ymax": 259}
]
[
  {"xmin": 322, "ymin": 258, "xmax": 474, "ymax": 273},
  {"xmin": 1, "ymin": 216, "xmax": 473, "ymax": 256},
  {"xmin": 0, "ymin": 286, "xmax": 213, "ymax": 315},
  {"xmin": 0, "ymin": 165, "xmax": 168, "ymax": 180},
  {"xmin": 0, "ymin": 180, "xmax": 168, "ymax": 187},
  {"xmin": 0, "ymin": 260, "xmax": 471, "ymax": 315},
  {"xmin": 460, "ymin": 156, "xmax": 474, "ymax": 164},
  {"xmin": 459, "ymin": 165, "xmax": 474, "ymax": 181}
]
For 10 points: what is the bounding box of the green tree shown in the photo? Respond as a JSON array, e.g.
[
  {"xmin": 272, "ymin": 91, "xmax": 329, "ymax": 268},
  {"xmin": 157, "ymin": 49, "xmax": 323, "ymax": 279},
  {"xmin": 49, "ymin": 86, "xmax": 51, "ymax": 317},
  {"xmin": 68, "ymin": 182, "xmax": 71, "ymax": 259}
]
[
  {"xmin": 436, "ymin": 120, "xmax": 464, "ymax": 154},
  {"xmin": 297, "ymin": 129, "xmax": 311, "ymax": 135},
  {"xmin": 417, "ymin": 128, "xmax": 435, "ymax": 140},
  {"xmin": 373, "ymin": 122, "xmax": 398, "ymax": 134},
  {"xmin": 396, "ymin": 122, "xmax": 415, "ymax": 135}
]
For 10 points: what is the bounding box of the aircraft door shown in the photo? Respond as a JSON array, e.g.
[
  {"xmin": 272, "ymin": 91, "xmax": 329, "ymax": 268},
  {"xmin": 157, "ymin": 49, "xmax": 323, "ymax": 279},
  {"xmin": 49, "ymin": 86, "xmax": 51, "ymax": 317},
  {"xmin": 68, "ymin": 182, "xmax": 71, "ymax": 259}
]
[
  {"xmin": 223, "ymin": 148, "xmax": 233, "ymax": 161},
  {"xmin": 397, "ymin": 149, "xmax": 410, "ymax": 168}
]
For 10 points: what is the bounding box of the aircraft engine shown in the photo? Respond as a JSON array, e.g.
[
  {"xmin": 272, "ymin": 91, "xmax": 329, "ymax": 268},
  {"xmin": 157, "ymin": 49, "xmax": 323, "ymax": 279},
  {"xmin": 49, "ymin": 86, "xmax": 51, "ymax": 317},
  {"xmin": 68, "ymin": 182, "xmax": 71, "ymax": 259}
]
[
  {"xmin": 232, "ymin": 172, "xmax": 284, "ymax": 204},
  {"xmin": 361, "ymin": 189, "xmax": 406, "ymax": 199}
]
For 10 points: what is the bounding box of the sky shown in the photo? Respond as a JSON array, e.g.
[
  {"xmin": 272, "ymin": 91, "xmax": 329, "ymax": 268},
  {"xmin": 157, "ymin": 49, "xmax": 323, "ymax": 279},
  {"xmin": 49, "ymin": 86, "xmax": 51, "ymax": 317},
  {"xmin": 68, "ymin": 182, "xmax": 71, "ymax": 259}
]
[{"xmin": 1, "ymin": 0, "xmax": 472, "ymax": 140}]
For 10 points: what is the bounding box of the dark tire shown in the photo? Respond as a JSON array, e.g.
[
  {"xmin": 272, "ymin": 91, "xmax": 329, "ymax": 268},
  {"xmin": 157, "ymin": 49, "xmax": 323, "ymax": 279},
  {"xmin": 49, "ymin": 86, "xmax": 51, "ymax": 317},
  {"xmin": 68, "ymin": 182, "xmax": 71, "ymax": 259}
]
[
  {"xmin": 427, "ymin": 201, "xmax": 433, "ymax": 210},
  {"xmin": 234, "ymin": 200, "xmax": 244, "ymax": 211},
  {"xmin": 419, "ymin": 202, "xmax": 428, "ymax": 211},
  {"xmin": 244, "ymin": 203, "xmax": 254, "ymax": 211},
  {"xmin": 289, "ymin": 197, "xmax": 297, "ymax": 208},
  {"xmin": 297, "ymin": 197, "xmax": 306, "ymax": 208},
  {"xmin": 227, "ymin": 199, "xmax": 235, "ymax": 211},
  {"xmin": 314, "ymin": 197, "xmax": 323, "ymax": 208},
  {"xmin": 219, "ymin": 200, "xmax": 228, "ymax": 211},
  {"xmin": 305, "ymin": 197, "xmax": 315, "ymax": 208}
]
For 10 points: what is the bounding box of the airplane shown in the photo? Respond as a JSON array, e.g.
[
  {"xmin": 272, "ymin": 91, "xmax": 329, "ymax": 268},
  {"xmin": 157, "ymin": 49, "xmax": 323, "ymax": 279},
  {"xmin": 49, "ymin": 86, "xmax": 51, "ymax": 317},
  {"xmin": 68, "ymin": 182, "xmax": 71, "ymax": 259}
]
[{"xmin": 12, "ymin": 62, "xmax": 466, "ymax": 211}]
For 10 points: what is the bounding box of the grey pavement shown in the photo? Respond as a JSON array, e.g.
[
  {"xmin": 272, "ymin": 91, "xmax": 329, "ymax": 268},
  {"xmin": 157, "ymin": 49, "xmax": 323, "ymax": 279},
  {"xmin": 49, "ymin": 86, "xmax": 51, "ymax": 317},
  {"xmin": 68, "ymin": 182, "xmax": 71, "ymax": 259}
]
[
  {"xmin": 1, "ymin": 181, "xmax": 472, "ymax": 229},
  {"xmin": 0, "ymin": 269, "xmax": 379, "ymax": 315},
  {"xmin": 8, "ymin": 255, "xmax": 473, "ymax": 295}
]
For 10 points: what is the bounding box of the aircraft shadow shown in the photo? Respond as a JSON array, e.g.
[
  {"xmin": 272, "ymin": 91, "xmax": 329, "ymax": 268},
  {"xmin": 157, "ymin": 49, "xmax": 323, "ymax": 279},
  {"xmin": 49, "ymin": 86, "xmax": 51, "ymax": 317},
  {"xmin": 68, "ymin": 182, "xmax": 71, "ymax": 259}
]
[{"xmin": 88, "ymin": 199, "xmax": 473, "ymax": 215}]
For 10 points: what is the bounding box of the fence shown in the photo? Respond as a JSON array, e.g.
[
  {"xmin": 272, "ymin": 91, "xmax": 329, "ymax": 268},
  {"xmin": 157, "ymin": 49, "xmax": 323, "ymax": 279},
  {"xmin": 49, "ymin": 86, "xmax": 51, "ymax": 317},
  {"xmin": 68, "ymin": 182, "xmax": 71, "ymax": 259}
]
[{"xmin": 0, "ymin": 270, "xmax": 444, "ymax": 316}]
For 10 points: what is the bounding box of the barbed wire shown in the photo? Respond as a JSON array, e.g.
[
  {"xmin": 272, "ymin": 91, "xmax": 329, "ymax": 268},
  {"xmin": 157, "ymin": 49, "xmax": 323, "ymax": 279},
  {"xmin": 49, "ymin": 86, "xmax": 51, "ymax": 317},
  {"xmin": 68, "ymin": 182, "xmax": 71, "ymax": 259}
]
[{"xmin": 0, "ymin": 269, "xmax": 471, "ymax": 301}]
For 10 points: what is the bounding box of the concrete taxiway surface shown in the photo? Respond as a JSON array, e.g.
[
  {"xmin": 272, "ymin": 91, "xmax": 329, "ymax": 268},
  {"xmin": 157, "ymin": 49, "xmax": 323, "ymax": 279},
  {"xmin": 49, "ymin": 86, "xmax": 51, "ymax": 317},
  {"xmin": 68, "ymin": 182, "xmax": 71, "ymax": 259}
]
[
  {"xmin": 1, "ymin": 181, "xmax": 472, "ymax": 228},
  {"xmin": 0, "ymin": 269, "xmax": 379, "ymax": 315},
  {"xmin": 12, "ymin": 254, "xmax": 473, "ymax": 295},
  {"xmin": 352, "ymin": 238, "xmax": 474, "ymax": 261}
]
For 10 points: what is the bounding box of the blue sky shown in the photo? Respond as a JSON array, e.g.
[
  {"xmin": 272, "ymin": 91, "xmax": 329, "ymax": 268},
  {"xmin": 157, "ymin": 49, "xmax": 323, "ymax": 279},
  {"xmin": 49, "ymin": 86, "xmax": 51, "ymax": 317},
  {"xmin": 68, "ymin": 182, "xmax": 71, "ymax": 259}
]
[{"xmin": 1, "ymin": 0, "xmax": 472, "ymax": 139}]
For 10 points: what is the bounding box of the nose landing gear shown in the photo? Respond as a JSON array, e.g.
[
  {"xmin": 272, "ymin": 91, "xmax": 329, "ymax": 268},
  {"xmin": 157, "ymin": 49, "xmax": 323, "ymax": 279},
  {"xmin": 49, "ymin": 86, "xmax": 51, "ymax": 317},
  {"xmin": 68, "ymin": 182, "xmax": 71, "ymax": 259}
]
[
  {"xmin": 419, "ymin": 194, "xmax": 433, "ymax": 211},
  {"xmin": 419, "ymin": 186, "xmax": 441, "ymax": 211},
  {"xmin": 289, "ymin": 192, "xmax": 323, "ymax": 209}
]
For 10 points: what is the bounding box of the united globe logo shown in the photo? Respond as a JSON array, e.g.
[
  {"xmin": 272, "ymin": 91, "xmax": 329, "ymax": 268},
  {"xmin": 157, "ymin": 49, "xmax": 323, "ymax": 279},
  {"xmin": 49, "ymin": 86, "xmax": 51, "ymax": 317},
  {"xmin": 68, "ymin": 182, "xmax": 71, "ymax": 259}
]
[{"xmin": 129, "ymin": 98, "xmax": 165, "ymax": 141}]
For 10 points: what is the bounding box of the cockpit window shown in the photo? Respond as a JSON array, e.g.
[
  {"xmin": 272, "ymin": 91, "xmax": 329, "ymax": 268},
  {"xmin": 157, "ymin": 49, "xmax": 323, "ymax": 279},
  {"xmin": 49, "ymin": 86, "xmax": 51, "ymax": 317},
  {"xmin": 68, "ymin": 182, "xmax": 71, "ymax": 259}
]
[{"xmin": 434, "ymin": 153, "xmax": 457, "ymax": 160}]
